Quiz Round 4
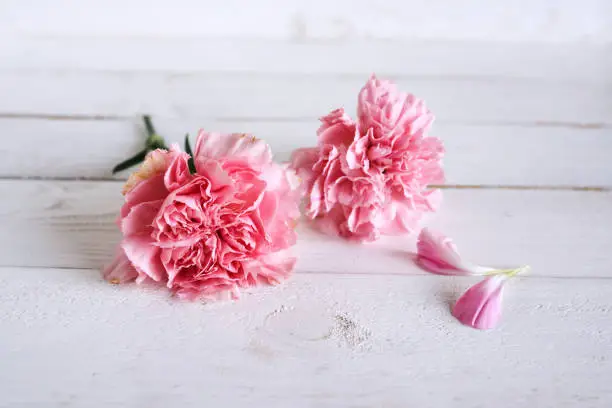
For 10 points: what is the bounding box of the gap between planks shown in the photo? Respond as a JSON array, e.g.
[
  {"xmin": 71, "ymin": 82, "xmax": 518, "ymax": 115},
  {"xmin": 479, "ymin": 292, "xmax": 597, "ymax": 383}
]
[
  {"xmin": 1, "ymin": 112, "xmax": 610, "ymax": 130},
  {"xmin": 2, "ymin": 72, "xmax": 608, "ymax": 124},
  {"xmin": 4, "ymin": 265, "xmax": 612, "ymax": 280},
  {"xmin": 0, "ymin": 177, "xmax": 608, "ymax": 192}
]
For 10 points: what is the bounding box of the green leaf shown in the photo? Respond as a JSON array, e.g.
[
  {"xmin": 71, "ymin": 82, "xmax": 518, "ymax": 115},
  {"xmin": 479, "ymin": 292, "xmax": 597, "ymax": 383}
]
[
  {"xmin": 111, "ymin": 148, "xmax": 148, "ymax": 174},
  {"xmin": 184, "ymin": 133, "xmax": 197, "ymax": 174}
]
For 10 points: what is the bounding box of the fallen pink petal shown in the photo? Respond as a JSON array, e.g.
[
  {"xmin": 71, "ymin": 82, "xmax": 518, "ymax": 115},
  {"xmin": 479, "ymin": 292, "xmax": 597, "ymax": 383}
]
[
  {"xmin": 416, "ymin": 228, "xmax": 494, "ymax": 275},
  {"xmin": 452, "ymin": 274, "xmax": 508, "ymax": 330}
]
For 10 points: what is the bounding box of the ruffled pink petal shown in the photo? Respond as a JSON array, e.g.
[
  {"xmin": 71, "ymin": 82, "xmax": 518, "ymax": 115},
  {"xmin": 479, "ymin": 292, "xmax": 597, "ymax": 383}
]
[
  {"xmin": 121, "ymin": 173, "xmax": 168, "ymax": 219},
  {"xmin": 290, "ymin": 147, "xmax": 318, "ymax": 177},
  {"xmin": 121, "ymin": 200, "xmax": 163, "ymax": 237},
  {"xmin": 342, "ymin": 206, "xmax": 380, "ymax": 242},
  {"xmin": 243, "ymin": 250, "xmax": 297, "ymax": 286},
  {"xmin": 416, "ymin": 136, "xmax": 445, "ymax": 161},
  {"xmin": 318, "ymin": 108, "xmax": 353, "ymax": 130},
  {"xmin": 327, "ymin": 176, "xmax": 354, "ymax": 207},
  {"xmin": 318, "ymin": 122, "xmax": 355, "ymax": 148},
  {"xmin": 452, "ymin": 275, "xmax": 507, "ymax": 330},
  {"xmin": 174, "ymin": 278, "xmax": 240, "ymax": 302},
  {"xmin": 307, "ymin": 176, "xmax": 325, "ymax": 218},
  {"xmin": 121, "ymin": 235, "xmax": 166, "ymax": 282},
  {"xmin": 311, "ymin": 205, "xmax": 344, "ymax": 237},
  {"xmin": 317, "ymin": 108, "xmax": 356, "ymax": 148},
  {"xmin": 255, "ymin": 192, "xmax": 298, "ymax": 252},
  {"xmin": 346, "ymin": 133, "xmax": 370, "ymax": 170},
  {"xmin": 164, "ymin": 151, "xmax": 193, "ymax": 192},
  {"xmin": 414, "ymin": 189, "xmax": 443, "ymax": 212},
  {"xmin": 221, "ymin": 160, "xmax": 268, "ymax": 212},
  {"xmin": 374, "ymin": 199, "xmax": 421, "ymax": 236},
  {"xmin": 192, "ymin": 159, "xmax": 234, "ymax": 201},
  {"xmin": 122, "ymin": 149, "xmax": 174, "ymax": 195},
  {"xmin": 194, "ymin": 131, "xmax": 272, "ymax": 169}
]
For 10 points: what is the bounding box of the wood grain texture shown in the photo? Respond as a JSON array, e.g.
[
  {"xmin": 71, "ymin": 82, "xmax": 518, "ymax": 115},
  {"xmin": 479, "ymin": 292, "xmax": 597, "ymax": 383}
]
[
  {"xmin": 2, "ymin": 71, "xmax": 610, "ymax": 125},
  {"xmin": 1, "ymin": 267, "xmax": 611, "ymax": 408},
  {"xmin": 2, "ymin": 117, "xmax": 610, "ymax": 186},
  {"xmin": 2, "ymin": 39, "xmax": 610, "ymax": 83},
  {"xmin": 0, "ymin": 180, "xmax": 610, "ymax": 278}
]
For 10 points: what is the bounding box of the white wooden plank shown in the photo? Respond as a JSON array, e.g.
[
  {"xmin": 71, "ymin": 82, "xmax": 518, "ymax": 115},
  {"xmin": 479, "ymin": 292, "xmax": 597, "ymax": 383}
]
[
  {"xmin": 2, "ymin": 0, "xmax": 611, "ymax": 43},
  {"xmin": 1, "ymin": 71, "xmax": 610, "ymax": 125},
  {"xmin": 1, "ymin": 267, "xmax": 611, "ymax": 407},
  {"xmin": 2, "ymin": 117, "xmax": 611, "ymax": 186},
  {"xmin": 0, "ymin": 180, "xmax": 610, "ymax": 278},
  {"xmin": 2, "ymin": 38, "xmax": 610, "ymax": 83}
]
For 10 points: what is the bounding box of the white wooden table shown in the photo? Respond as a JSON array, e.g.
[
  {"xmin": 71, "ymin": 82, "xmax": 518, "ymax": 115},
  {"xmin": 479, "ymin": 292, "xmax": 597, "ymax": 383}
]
[{"xmin": 1, "ymin": 16, "xmax": 611, "ymax": 407}]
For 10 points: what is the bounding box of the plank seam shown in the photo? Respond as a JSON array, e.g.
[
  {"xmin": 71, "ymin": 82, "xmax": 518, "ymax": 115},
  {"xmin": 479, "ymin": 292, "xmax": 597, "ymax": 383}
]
[
  {"xmin": 1, "ymin": 113, "xmax": 610, "ymax": 129},
  {"xmin": 3, "ymin": 265, "xmax": 612, "ymax": 280},
  {"xmin": 0, "ymin": 177, "xmax": 608, "ymax": 192}
]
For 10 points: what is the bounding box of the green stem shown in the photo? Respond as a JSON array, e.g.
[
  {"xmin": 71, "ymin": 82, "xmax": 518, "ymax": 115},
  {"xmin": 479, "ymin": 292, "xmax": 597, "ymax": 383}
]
[
  {"xmin": 490, "ymin": 265, "xmax": 530, "ymax": 278},
  {"xmin": 143, "ymin": 115, "xmax": 156, "ymax": 137},
  {"xmin": 506, "ymin": 265, "xmax": 530, "ymax": 277}
]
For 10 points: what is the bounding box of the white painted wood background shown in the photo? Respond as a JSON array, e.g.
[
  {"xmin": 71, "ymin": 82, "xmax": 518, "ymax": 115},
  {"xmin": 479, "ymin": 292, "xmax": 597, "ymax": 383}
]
[{"xmin": 1, "ymin": 2, "xmax": 611, "ymax": 407}]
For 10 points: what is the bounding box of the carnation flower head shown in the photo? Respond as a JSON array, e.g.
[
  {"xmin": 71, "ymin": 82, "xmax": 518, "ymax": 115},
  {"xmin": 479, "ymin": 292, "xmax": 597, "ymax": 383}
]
[
  {"xmin": 291, "ymin": 75, "xmax": 444, "ymax": 242},
  {"xmin": 105, "ymin": 131, "xmax": 300, "ymax": 300}
]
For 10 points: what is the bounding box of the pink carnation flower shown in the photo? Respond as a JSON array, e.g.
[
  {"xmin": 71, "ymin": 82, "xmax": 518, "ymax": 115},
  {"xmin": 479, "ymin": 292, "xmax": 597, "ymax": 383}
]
[
  {"xmin": 291, "ymin": 75, "xmax": 444, "ymax": 242},
  {"xmin": 104, "ymin": 132, "xmax": 300, "ymax": 300}
]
